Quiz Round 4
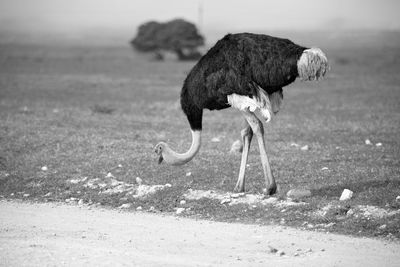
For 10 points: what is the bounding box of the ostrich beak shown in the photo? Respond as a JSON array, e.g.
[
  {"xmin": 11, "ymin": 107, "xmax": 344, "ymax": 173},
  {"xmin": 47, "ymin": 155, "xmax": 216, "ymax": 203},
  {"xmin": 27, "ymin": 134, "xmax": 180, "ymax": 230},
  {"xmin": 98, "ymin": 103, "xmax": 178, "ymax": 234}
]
[{"xmin": 158, "ymin": 154, "xmax": 164, "ymax": 164}]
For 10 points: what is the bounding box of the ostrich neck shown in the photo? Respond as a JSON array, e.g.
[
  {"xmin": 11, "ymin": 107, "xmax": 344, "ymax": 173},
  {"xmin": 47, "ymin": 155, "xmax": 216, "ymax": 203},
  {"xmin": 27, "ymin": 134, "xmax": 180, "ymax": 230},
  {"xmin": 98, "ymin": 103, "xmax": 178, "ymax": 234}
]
[{"xmin": 163, "ymin": 130, "xmax": 201, "ymax": 165}]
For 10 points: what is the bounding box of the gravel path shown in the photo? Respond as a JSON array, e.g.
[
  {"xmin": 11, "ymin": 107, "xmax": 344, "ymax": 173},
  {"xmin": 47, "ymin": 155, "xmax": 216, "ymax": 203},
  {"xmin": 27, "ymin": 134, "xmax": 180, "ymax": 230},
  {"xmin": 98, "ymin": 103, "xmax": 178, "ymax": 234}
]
[{"xmin": 0, "ymin": 200, "xmax": 399, "ymax": 266}]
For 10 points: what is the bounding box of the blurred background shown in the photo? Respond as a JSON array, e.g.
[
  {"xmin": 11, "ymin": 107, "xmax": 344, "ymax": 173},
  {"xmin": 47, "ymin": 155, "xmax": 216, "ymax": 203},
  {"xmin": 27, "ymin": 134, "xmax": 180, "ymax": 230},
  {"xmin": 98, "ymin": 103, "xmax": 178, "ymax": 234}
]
[{"xmin": 1, "ymin": 0, "xmax": 399, "ymax": 46}]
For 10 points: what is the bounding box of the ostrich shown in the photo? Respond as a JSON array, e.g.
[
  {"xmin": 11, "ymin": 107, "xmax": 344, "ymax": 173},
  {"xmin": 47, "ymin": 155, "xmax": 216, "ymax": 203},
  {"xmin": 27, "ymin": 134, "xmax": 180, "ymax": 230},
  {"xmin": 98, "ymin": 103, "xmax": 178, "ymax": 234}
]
[{"xmin": 154, "ymin": 33, "xmax": 328, "ymax": 195}]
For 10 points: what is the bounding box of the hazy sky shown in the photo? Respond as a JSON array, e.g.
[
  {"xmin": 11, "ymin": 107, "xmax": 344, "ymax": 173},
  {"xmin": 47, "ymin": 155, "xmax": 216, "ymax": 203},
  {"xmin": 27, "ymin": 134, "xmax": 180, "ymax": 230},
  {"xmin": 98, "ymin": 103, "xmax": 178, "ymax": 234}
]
[{"xmin": 0, "ymin": 0, "xmax": 399, "ymax": 36}]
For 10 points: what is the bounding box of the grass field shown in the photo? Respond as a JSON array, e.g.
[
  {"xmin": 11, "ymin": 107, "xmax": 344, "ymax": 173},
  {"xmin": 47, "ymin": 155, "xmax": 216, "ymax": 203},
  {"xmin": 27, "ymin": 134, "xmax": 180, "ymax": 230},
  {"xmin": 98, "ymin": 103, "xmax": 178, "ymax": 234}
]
[{"xmin": 0, "ymin": 32, "xmax": 399, "ymax": 239}]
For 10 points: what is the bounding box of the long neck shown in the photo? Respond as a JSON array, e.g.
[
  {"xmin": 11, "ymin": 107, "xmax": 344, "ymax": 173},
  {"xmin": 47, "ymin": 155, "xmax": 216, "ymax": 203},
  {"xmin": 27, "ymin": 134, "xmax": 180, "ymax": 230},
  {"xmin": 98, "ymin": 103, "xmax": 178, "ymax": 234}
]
[{"xmin": 163, "ymin": 130, "xmax": 201, "ymax": 165}]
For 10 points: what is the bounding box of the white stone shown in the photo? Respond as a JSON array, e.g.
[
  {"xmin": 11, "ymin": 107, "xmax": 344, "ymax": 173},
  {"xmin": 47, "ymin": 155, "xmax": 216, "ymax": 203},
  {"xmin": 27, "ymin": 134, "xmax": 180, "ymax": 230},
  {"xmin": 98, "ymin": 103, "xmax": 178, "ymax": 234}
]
[
  {"xmin": 135, "ymin": 177, "xmax": 143, "ymax": 184},
  {"xmin": 396, "ymin": 196, "xmax": 400, "ymax": 202},
  {"xmin": 136, "ymin": 206, "xmax": 142, "ymax": 211},
  {"xmin": 220, "ymin": 198, "xmax": 231, "ymax": 204},
  {"xmin": 165, "ymin": 183, "xmax": 172, "ymax": 187},
  {"xmin": 118, "ymin": 164, "xmax": 123, "ymax": 168},
  {"xmin": 230, "ymin": 140, "xmax": 243, "ymax": 153},
  {"xmin": 176, "ymin": 208, "xmax": 185, "ymax": 214},
  {"xmin": 300, "ymin": 145, "xmax": 309, "ymax": 151},
  {"xmin": 78, "ymin": 199, "xmax": 84, "ymax": 206},
  {"xmin": 321, "ymin": 167, "xmax": 329, "ymax": 171},
  {"xmin": 339, "ymin": 189, "xmax": 353, "ymax": 201},
  {"xmin": 180, "ymin": 200, "xmax": 186, "ymax": 205},
  {"xmin": 119, "ymin": 203, "xmax": 132, "ymax": 209},
  {"xmin": 211, "ymin": 137, "xmax": 221, "ymax": 142},
  {"xmin": 365, "ymin": 139, "xmax": 372, "ymax": 145},
  {"xmin": 41, "ymin": 166, "xmax": 48, "ymax": 171},
  {"xmin": 186, "ymin": 172, "xmax": 192, "ymax": 177},
  {"xmin": 290, "ymin": 143, "xmax": 300, "ymax": 147},
  {"xmin": 375, "ymin": 143, "xmax": 382, "ymax": 147}
]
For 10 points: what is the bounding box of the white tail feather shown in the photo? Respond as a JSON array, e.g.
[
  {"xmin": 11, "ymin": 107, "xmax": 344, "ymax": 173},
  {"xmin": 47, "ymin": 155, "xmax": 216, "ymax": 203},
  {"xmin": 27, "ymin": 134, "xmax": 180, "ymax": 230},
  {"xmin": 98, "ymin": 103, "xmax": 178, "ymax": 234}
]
[{"xmin": 297, "ymin": 48, "xmax": 329, "ymax": 81}]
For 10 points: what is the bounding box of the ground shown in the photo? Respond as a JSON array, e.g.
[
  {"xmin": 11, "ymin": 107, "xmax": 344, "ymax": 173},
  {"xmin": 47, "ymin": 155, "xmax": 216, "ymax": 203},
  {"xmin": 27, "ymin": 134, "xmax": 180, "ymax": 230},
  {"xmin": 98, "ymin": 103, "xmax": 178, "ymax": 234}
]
[
  {"xmin": 1, "ymin": 200, "xmax": 399, "ymax": 267},
  {"xmin": 0, "ymin": 31, "xmax": 399, "ymax": 241}
]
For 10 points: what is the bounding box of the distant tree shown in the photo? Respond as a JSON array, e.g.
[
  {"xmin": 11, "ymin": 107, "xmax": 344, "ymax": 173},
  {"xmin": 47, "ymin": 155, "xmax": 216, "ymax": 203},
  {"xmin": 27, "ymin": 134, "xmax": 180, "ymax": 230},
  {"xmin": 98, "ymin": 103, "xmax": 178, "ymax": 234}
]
[{"xmin": 131, "ymin": 19, "xmax": 204, "ymax": 60}]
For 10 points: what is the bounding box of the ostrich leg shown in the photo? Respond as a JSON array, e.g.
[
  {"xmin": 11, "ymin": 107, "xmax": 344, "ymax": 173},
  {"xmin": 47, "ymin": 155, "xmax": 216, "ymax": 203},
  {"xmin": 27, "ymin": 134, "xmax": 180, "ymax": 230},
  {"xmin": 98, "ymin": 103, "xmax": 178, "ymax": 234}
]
[
  {"xmin": 234, "ymin": 120, "xmax": 253, "ymax": 192},
  {"xmin": 242, "ymin": 111, "xmax": 277, "ymax": 195}
]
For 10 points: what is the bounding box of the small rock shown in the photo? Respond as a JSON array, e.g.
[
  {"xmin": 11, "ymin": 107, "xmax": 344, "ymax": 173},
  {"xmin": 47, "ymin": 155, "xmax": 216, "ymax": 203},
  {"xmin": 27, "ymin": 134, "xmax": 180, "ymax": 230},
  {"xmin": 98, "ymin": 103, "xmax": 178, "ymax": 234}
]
[
  {"xmin": 231, "ymin": 193, "xmax": 240, "ymax": 198},
  {"xmin": 375, "ymin": 143, "xmax": 382, "ymax": 147},
  {"xmin": 180, "ymin": 200, "xmax": 186, "ymax": 205},
  {"xmin": 339, "ymin": 189, "xmax": 353, "ymax": 201},
  {"xmin": 321, "ymin": 248, "xmax": 325, "ymax": 252},
  {"xmin": 346, "ymin": 209, "xmax": 355, "ymax": 216},
  {"xmin": 378, "ymin": 224, "xmax": 387, "ymax": 230},
  {"xmin": 211, "ymin": 137, "xmax": 221, "ymax": 142},
  {"xmin": 287, "ymin": 188, "xmax": 312, "ymax": 199},
  {"xmin": 44, "ymin": 192, "xmax": 52, "ymax": 197},
  {"xmin": 290, "ymin": 143, "xmax": 300, "ymax": 148},
  {"xmin": 294, "ymin": 252, "xmax": 299, "ymax": 257},
  {"xmin": 165, "ymin": 183, "xmax": 172, "ymax": 187},
  {"xmin": 396, "ymin": 196, "xmax": 400, "ymax": 202},
  {"xmin": 306, "ymin": 248, "xmax": 313, "ymax": 253},
  {"xmin": 78, "ymin": 199, "xmax": 84, "ymax": 206},
  {"xmin": 23, "ymin": 193, "xmax": 30, "ymax": 197},
  {"xmin": 277, "ymin": 250, "xmax": 285, "ymax": 256},
  {"xmin": 230, "ymin": 140, "xmax": 243, "ymax": 153},
  {"xmin": 105, "ymin": 172, "xmax": 114, "ymax": 178},
  {"xmin": 119, "ymin": 203, "xmax": 132, "ymax": 209},
  {"xmin": 300, "ymin": 145, "xmax": 309, "ymax": 151},
  {"xmin": 268, "ymin": 246, "xmax": 278, "ymax": 253},
  {"xmin": 176, "ymin": 208, "xmax": 185, "ymax": 214},
  {"xmin": 118, "ymin": 164, "xmax": 123, "ymax": 168},
  {"xmin": 136, "ymin": 206, "xmax": 142, "ymax": 211},
  {"xmin": 186, "ymin": 172, "xmax": 192, "ymax": 177},
  {"xmin": 321, "ymin": 167, "xmax": 329, "ymax": 171},
  {"xmin": 365, "ymin": 139, "xmax": 372, "ymax": 145},
  {"xmin": 148, "ymin": 206, "xmax": 155, "ymax": 212},
  {"xmin": 41, "ymin": 166, "xmax": 48, "ymax": 171},
  {"xmin": 220, "ymin": 198, "xmax": 231, "ymax": 204},
  {"xmin": 135, "ymin": 177, "xmax": 142, "ymax": 185}
]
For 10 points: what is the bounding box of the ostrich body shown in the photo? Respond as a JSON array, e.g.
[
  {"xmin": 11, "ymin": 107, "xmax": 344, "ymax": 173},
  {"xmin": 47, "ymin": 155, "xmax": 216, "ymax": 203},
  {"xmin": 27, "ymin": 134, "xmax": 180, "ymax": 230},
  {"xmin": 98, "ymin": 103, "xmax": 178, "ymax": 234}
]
[{"xmin": 155, "ymin": 33, "xmax": 328, "ymax": 195}]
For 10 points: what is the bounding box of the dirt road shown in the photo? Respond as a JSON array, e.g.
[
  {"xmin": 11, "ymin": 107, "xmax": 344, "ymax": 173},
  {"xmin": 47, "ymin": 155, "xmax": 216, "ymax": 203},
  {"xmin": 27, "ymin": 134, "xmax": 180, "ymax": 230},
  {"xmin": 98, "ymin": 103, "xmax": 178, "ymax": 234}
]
[{"xmin": 0, "ymin": 200, "xmax": 399, "ymax": 266}]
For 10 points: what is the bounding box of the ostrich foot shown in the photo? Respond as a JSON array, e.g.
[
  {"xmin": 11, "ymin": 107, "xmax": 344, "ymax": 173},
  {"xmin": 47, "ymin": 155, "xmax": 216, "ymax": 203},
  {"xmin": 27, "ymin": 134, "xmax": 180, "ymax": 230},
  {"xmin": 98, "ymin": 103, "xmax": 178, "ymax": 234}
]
[{"xmin": 265, "ymin": 183, "xmax": 277, "ymax": 196}]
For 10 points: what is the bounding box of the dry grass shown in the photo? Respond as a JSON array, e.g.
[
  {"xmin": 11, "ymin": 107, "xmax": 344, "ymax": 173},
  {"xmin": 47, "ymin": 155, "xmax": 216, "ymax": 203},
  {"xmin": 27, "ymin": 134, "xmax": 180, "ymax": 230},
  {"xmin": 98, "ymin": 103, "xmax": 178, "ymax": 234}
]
[{"xmin": 0, "ymin": 34, "xmax": 399, "ymax": 239}]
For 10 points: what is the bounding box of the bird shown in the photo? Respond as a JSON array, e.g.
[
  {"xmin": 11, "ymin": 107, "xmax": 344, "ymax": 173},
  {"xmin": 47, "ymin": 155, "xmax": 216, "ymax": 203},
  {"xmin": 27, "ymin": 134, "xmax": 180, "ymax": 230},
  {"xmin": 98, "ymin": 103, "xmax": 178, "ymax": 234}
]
[{"xmin": 154, "ymin": 33, "xmax": 328, "ymax": 195}]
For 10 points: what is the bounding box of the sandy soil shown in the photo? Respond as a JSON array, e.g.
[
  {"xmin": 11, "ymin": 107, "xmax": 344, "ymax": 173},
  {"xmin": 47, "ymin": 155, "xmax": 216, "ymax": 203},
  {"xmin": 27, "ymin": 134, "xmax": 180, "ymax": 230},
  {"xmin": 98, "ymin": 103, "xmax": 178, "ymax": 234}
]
[{"xmin": 0, "ymin": 200, "xmax": 399, "ymax": 267}]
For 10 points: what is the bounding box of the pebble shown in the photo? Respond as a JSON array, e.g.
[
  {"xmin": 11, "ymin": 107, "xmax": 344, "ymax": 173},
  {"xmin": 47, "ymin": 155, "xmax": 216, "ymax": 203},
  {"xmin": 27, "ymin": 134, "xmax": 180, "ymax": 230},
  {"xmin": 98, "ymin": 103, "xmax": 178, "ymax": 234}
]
[
  {"xmin": 277, "ymin": 250, "xmax": 285, "ymax": 256},
  {"xmin": 339, "ymin": 189, "xmax": 353, "ymax": 201},
  {"xmin": 180, "ymin": 200, "xmax": 186, "ymax": 205},
  {"xmin": 378, "ymin": 224, "xmax": 387, "ymax": 230},
  {"xmin": 41, "ymin": 166, "xmax": 48, "ymax": 171},
  {"xmin": 186, "ymin": 172, "xmax": 192, "ymax": 177},
  {"xmin": 165, "ymin": 183, "xmax": 172, "ymax": 187},
  {"xmin": 230, "ymin": 140, "xmax": 243, "ymax": 153},
  {"xmin": 118, "ymin": 164, "xmax": 123, "ymax": 168},
  {"xmin": 375, "ymin": 143, "xmax": 382, "ymax": 147},
  {"xmin": 136, "ymin": 206, "xmax": 142, "ymax": 211},
  {"xmin": 300, "ymin": 145, "xmax": 309, "ymax": 151},
  {"xmin": 105, "ymin": 172, "xmax": 114, "ymax": 178},
  {"xmin": 135, "ymin": 177, "xmax": 143, "ymax": 184},
  {"xmin": 306, "ymin": 248, "xmax": 313, "ymax": 253},
  {"xmin": 290, "ymin": 143, "xmax": 300, "ymax": 148},
  {"xmin": 365, "ymin": 139, "xmax": 372, "ymax": 145},
  {"xmin": 78, "ymin": 199, "xmax": 84, "ymax": 206},
  {"xmin": 396, "ymin": 196, "xmax": 400, "ymax": 202},
  {"xmin": 287, "ymin": 188, "xmax": 312, "ymax": 199},
  {"xmin": 176, "ymin": 208, "xmax": 185, "ymax": 214},
  {"xmin": 119, "ymin": 203, "xmax": 132, "ymax": 209},
  {"xmin": 23, "ymin": 193, "xmax": 30, "ymax": 197},
  {"xmin": 321, "ymin": 167, "xmax": 329, "ymax": 171},
  {"xmin": 220, "ymin": 198, "xmax": 231, "ymax": 204},
  {"xmin": 294, "ymin": 252, "xmax": 299, "ymax": 257},
  {"xmin": 230, "ymin": 193, "xmax": 240, "ymax": 198},
  {"xmin": 268, "ymin": 246, "xmax": 278, "ymax": 253},
  {"xmin": 211, "ymin": 137, "xmax": 221, "ymax": 142}
]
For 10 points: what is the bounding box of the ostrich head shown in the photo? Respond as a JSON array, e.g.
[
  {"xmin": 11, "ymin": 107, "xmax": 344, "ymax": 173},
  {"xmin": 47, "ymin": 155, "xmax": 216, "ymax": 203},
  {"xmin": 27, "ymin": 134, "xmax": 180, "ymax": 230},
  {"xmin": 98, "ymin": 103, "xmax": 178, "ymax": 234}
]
[
  {"xmin": 154, "ymin": 142, "xmax": 167, "ymax": 164},
  {"xmin": 154, "ymin": 130, "xmax": 202, "ymax": 166}
]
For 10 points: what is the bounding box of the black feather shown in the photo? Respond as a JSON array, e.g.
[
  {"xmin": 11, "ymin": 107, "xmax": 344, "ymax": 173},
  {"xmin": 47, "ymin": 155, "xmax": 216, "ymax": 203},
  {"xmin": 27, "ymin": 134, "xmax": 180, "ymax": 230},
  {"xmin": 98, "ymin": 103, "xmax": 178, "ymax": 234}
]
[{"xmin": 180, "ymin": 33, "xmax": 307, "ymax": 130}]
